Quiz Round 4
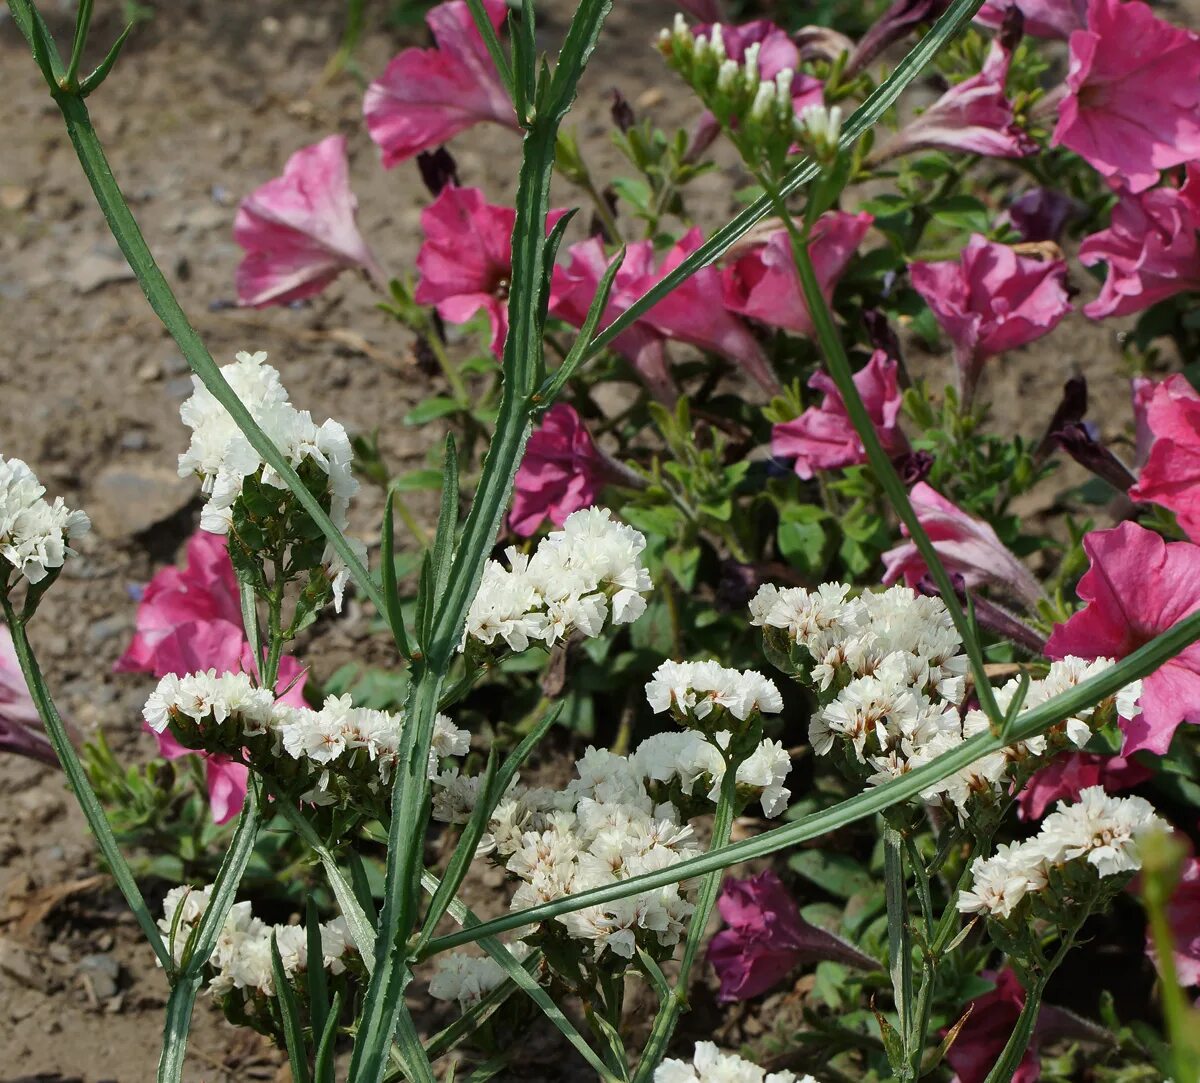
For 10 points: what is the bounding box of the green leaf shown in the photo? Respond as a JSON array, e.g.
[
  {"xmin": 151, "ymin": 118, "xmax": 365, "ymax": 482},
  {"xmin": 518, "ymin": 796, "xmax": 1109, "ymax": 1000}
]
[
  {"xmin": 270, "ymin": 931, "xmax": 312, "ymax": 1083},
  {"xmin": 930, "ymin": 194, "xmax": 992, "ymax": 234},
  {"xmin": 313, "ymin": 990, "xmax": 341, "ymax": 1083},
  {"xmin": 403, "ymin": 396, "xmax": 461, "ymax": 425},
  {"xmin": 777, "ymin": 506, "xmax": 831, "ymax": 576},
  {"xmin": 392, "ymin": 468, "xmax": 445, "ymax": 492},
  {"xmin": 306, "ymin": 899, "xmax": 330, "ymax": 1048},
  {"xmin": 664, "ymin": 544, "xmax": 701, "ymax": 591},
  {"xmin": 788, "ymin": 849, "xmax": 874, "ymax": 900}
]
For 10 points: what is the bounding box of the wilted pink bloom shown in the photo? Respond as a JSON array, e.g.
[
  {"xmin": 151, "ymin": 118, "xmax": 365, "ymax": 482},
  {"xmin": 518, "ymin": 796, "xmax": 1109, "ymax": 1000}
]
[
  {"xmin": 1129, "ymin": 376, "xmax": 1200, "ymax": 541},
  {"xmin": 976, "ymin": 0, "xmax": 1086, "ymax": 40},
  {"xmin": 873, "ymin": 41, "xmax": 1034, "ymax": 162},
  {"xmin": 363, "ymin": 0, "xmax": 517, "ymax": 169},
  {"xmin": 882, "ymin": 482, "xmax": 1044, "ymax": 609},
  {"xmin": 708, "ymin": 870, "xmax": 874, "ymax": 1002},
  {"xmin": 677, "ymin": 0, "xmax": 724, "ymax": 20},
  {"xmin": 552, "ymin": 229, "xmax": 778, "ymax": 394},
  {"xmin": 909, "ymin": 235, "xmax": 1070, "ymax": 404},
  {"xmin": 1152, "ymin": 858, "xmax": 1200, "ymax": 987},
  {"xmin": 847, "ymin": 0, "xmax": 951, "ymax": 76},
  {"xmin": 722, "ymin": 212, "xmax": 873, "ymax": 338},
  {"xmin": 0, "ymin": 625, "xmax": 55, "ymax": 767},
  {"xmin": 1003, "ymin": 188, "xmax": 1081, "ymax": 244},
  {"xmin": 234, "ymin": 135, "xmax": 382, "ymax": 308},
  {"xmin": 1046, "ymin": 521, "xmax": 1200, "ymax": 755},
  {"xmin": 772, "ymin": 350, "xmax": 906, "ymax": 478},
  {"xmin": 1017, "ymin": 751, "xmax": 1150, "ymax": 820},
  {"xmin": 1052, "ymin": 0, "xmax": 1200, "ymax": 194},
  {"xmin": 414, "ymin": 186, "xmax": 567, "ymax": 357},
  {"xmin": 510, "ymin": 405, "xmax": 613, "ymax": 536},
  {"xmin": 1079, "ymin": 170, "xmax": 1200, "ymax": 320}
]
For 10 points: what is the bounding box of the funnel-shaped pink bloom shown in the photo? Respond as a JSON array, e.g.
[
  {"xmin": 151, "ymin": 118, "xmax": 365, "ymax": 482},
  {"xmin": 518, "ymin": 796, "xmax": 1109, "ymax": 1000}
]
[
  {"xmin": 1053, "ymin": 0, "xmax": 1200, "ymax": 194},
  {"xmin": 0, "ymin": 625, "xmax": 55, "ymax": 767},
  {"xmin": 234, "ymin": 135, "xmax": 381, "ymax": 307},
  {"xmin": 882, "ymin": 482, "xmax": 1044, "ymax": 609},
  {"xmin": 510, "ymin": 404, "xmax": 613, "ymax": 536},
  {"xmin": 1080, "ymin": 169, "xmax": 1200, "ymax": 320},
  {"xmin": 363, "ymin": 0, "xmax": 517, "ymax": 168},
  {"xmin": 722, "ymin": 212, "xmax": 873, "ymax": 338},
  {"xmin": 708, "ymin": 870, "xmax": 875, "ymax": 1002},
  {"xmin": 1046, "ymin": 521, "xmax": 1200, "ymax": 755},
  {"xmin": 1129, "ymin": 375, "xmax": 1200, "ymax": 542},
  {"xmin": 772, "ymin": 350, "xmax": 905, "ymax": 478},
  {"xmin": 976, "ymin": 0, "xmax": 1086, "ymax": 40},
  {"xmin": 909, "ymin": 235, "xmax": 1070, "ymax": 401},
  {"xmin": 1017, "ymin": 752, "xmax": 1149, "ymax": 821},
  {"xmin": 875, "ymin": 41, "xmax": 1034, "ymax": 161}
]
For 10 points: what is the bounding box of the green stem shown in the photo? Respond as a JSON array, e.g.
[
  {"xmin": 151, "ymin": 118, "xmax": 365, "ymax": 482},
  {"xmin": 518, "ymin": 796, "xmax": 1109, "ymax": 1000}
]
[{"xmin": 884, "ymin": 828, "xmax": 914, "ymax": 1079}]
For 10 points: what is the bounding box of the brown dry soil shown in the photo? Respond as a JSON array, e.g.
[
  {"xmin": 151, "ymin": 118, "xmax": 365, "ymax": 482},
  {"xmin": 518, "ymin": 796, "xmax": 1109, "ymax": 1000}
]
[{"xmin": 0, "ymin": 1, "xmax": 1185, "ymax": 1080}]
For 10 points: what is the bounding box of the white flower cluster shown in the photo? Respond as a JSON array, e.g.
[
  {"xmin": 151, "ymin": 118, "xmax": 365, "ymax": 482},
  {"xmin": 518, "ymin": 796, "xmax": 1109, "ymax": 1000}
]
[
  {"xmin": 655, "ymin": 1042, "xmax": 816, "ymax": 1083},
  {"xmin": 428, "ymin": 941, "xmax": 532, "ymax": 1012},
  {"xmin": 0, "ymin": 456, "xmax": 89, "ymax": 585},
  {"xmin": 144, "ymin": 670, "xmax": 468, "ymax": 799},
  {"xmin": 158, "ymin": 884, "xmax": 354, "ymax": 998},
  {"xmin": 176, "ymin": 350, "xmax": 365, "ymax": 608},
  {"xmin": 958, "ymin": 786, "xmax": 1165, "ymax": 918},
  {"xmin": 645, "ymin": 659, "xmax": 783, "ymax": 724},
  {"xmin": 463, "ymin": 508, "xmax": 652, "ymax": 652}
]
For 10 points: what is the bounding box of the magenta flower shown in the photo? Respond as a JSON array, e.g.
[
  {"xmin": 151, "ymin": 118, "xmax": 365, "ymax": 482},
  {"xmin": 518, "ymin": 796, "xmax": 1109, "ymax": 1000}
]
[
  {"xmin": 1052, "ymin": 0, "xmax": 1200, "ymax": 194},
  {"xmin": 772, "ymin": 350, "xmax": 906, "ymax": 478},
  {"xmin": 363, "ymin": 0, "xmax": 517, "ymax": 169},
  {"xmin": 1132, "ymin": 375, "xmax": 1157, "ymax": 469},
  {"xmin": 234, "ymin": 135, "xmax": 382, "ymax": 308},
  {"xmin": 881, "ymin": 482, "xmax": 1044, "ymax": 609},
  {"xmin": 873, "ymin": 40, "xmax": 1035, "ymax": 162},
  {"xmin": 976, "ymin": 0, "xmax": 1087, "ymax": 40},
  {"xmin": 909, "ymin": 235, "xmax": 1070, "ymax": 405},
  {"xmin": 1045, "ymin": 521, "xmax": 1200, "ymax": 755},
  {"xmin": 1017, "ymin": 751, "xmax": 1150, "ymax": 821},
  {"xmin": 707, "ymin": 870, "xmax": 875, "ymax": 1002},
  {"xmin": 1079, "ymin": 170, "xmax": 1200, "ymax": 320},
  {"xmin": 1129, "ymin": 376, "xmax": 1200, "ymax": 542},
  {"xmin": 1153, "ymin": 858, "xmax": 1200, "ymax": 987},
  {"xmin": 0, "ymin": 625, "xmax": 56, "ymax": 767},
  {"xmin": 722, "ymin": 212, "xmax": 873, "ymax": 338},
  {"xmin": 510, "ymin": 404, "xmax": 614, "ymax": 536}
]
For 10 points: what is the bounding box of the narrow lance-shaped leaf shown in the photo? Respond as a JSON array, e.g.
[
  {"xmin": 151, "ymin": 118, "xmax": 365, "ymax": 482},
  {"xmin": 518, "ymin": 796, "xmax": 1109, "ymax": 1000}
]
[{"xmin": 270, "ymin": 931, "xmax": 312, "ymax": 1083}]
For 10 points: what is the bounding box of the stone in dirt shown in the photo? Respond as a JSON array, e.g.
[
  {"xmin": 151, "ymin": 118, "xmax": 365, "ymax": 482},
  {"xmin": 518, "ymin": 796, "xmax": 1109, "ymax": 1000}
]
[{"xmin": 88, "ymin": 464, "xmax": 196, "ymax": 539}]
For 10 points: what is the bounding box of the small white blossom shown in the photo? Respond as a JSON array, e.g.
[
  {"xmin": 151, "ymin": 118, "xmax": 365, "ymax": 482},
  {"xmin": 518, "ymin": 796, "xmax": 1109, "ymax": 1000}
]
[
  {"xmin": 0, "ymin": 455, "xmax": 90, "ymax": 585},
  {"xmin": 645, "ymin": 659, "xmax": 783, "ymax": 723},
  {"xmin": 654, "ymin": 1042, "xmax": 811, "ymax": 1083},
  {"xmin": 427, "ymin": 942, "xmax": 531, "ymax": 1012}
]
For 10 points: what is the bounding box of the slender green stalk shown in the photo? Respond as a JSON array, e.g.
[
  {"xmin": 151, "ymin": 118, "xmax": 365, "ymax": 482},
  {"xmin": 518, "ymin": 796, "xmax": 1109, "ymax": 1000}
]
[{"xmin": 884, "ymin": 828, "xmax": 914, "ymax": 1079}]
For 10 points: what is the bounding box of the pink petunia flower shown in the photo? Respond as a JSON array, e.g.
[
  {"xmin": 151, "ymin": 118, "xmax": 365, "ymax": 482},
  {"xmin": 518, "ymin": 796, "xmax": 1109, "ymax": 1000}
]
[
  {"xmin": 1017, "ymin": 751, "xmax": 1150, "ymax": 821},
  {"xmin": 722, "ymin": 212, "xmax": 874, "ymax": 338},
  {"xmin": 1152, "ymin": 858, "xmax": 1200, "ymax": 987},
  {"xmin": 707, "ymin": 870, "xmax": 875, "ymax": 1003},
  {"xmin": 1131, "ymin": 375, "xmax": 1157, "ymax": 469},
  {"xmin": 1129, "ymin": 376, "xmax": 1200, "ymax": 542},
  {"xmin": 1045, "ymin": 521, "xmax": 1200, "ymax": 755},
  {"xmin": 363, "ymin": 0, "xmax": 517, "ymax": 169},
  {"xmin": 117, "ymin": 531, "xmax": 308, "ymax": 823},
  {"xmin": 510, "ymin": 404, "xmax": 614, "ymax": 536},
  {"xmin": 771, "ymin": 350, "xmax": 906, "ymax": 478},
  {"xmin": 234, "ymin": 135, "xmax": 382, "ymax": 308},
  {"xmin": 1052, "ymin": 0, "xmax": 1200, "ymax": 194},
  {"xmin": 0, "ymin": 625, "xmax": 56, "ymax": 767},
  {"xmin": 873, "ymin": 40, "xmax": 1035, "ymax": 162},
  {"xmin": 1079, "ymin": 169, "xmax": 1200, "ymax": 320},
  {"xmin": 975, "ymin": 0, "xmax": 1087, "ymax": 40},
  {"xmin": 909, "ymin": 234, "xmax": 1070, "ymax": 406},
  {"xmin": 881, "ymin": 482, "xmax": 1044, "ymax": 609},
  {"xmin": 551, "ymin": 229, "xmax": 779, "ymax": 394}
]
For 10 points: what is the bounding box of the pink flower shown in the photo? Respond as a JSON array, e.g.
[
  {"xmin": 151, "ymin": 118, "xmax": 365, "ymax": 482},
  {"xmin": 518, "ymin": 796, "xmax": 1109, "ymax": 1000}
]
[
  {"xmin": 234, "ymin": 135, "xmax": 381, "ymax": 308},
  {"xmin": 946, "ymin": 970, "xmax": 1041, "ymax": 1083},
  {"xmin": 873, "ymin": 41, "xmax": 1035, "ymax": 162},
  {"xmin": 363, "ymin": 0, "xmax": 517, "ymax": 169},
  {"xmin": 1045, "ymin": 521, "xmax": 1200, "ymax": 755},
  {"xmin": 1154, "ymin": 858, "xmax": 1200, "ymax": 987},
  {"xmin": 1132, "ymin": 376, "xmax": 1157, "ymax": 469},
  {"xmin": 0, "ymin": 625, "xmax": 56, "ymax": 767},
  {"xmin": 1052, "ymin": 0, "xmax": 1200, "ymax": 194},
  {"xmin": 1129, "ymin": 375, "xmax": 1200, "ymax": 542},
  {"xmin": 909, "ymin": 235, "xmax": 1070, "ymax": 404},
  {"xmin": 551, "ymin": 229, "xmax": 778, "ymax": 394},
  {"xmin": 771, "ymin": 350, "xmax": 906, "ymax": 478},
  {"xmin": 1079, "ymin": 170, "xmax": 1200, "ymax": 320},
  {"xmin": 976, "ymin": 0, "xmax": 1087, "ymax": 40},
  {"xmin": 722, "ymin": 212, "xmax": 873, "ymax": 338},
  {"xmin": 510, "ymin": 404, "xmax": 613, "ymax": 536},
  {"xmin": 677, "ymin": 0, "xmax": 725, "ymax": 20},
  {"xmin": 881, "ymin": 482, "xmax": 1044, "ymax": 609},
  {"xmin": 707, "ymin": 870, "xmax": 875, "ymax": 1002},
  {"xmin": 1017, "ymin": 751, "xmax": 1150, "ymax": 820},
  {"xmin": 117, "ymin": 531, "xmax": 308, "ymax": 823}
]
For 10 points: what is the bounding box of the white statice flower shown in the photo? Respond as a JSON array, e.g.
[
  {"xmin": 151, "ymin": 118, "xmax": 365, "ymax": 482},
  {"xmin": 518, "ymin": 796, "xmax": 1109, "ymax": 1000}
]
[
  {"xmin": 176, "ymin": 350, "xmax": 362, "ymax": 610},
  {"xmin": 427, "ymin": 942, "xmax": 532, "ymax": 1012},
  {"xmin": 462, "ymin": 508, "xmax": 652, "ymax": 652},
  {"xmin": 796, "ymin": 102, "xmax": 843, "ymax": 157},
  {"xmin": 645, "ymin": 659, "xmax": 783, "ymax": 723},
  {"xmin": 749, "ymin": 582, "xmax": 860, "ymax": 671},
  {"xmin": 654, "ymin": 1041, "xmax": 811, "ymax": 1083},
  {"xmin": 1037, "ymin": 786, "xmax": 1164, "ymax": 876},
  {"xmin": 731, "ymin": 738, "xmax": 792, "ymax": 816},
  {"xmin": 957, "ymin": 841, "xmax": 1048, "ymax": 918},
  {"xmin": 0, "ymin": 455, "xmax": 90, "ymax": 585},
  {"xmin": 142, "ymin": 670, "xmax": 275, "ymax": 735}
]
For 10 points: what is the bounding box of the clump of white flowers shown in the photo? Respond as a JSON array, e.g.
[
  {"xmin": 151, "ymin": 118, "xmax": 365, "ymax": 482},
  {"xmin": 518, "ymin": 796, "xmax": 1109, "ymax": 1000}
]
[
  {"xmin": 176, "ymin": 350, "xmax": 364, "ymax": 608},
  {"xmin": 645, "ymin": 659, "xmax": 783, "ymax": 728},
  {"xmin": 462, "ymin": 507, "xmax": 652, "ymax": 653},
  {"xmin": 958, "ymin": 786, "xmax": 1165, "ymax": 919},
  {"xmin": 654, "ymin": 1041, "xmax": 817, "ymax": 1083},
  {"xmin": 159, "ymin": 885, "xmax": 355, "ymax": 998},
  {"xmin": 428, "ymin": 942, "xmax": 533, "ymax": 1012},
  {"xmin": 0, "ymin": 455, "xmax": 90, "ymax": 586},
  {"xmin": 144, "ymin": 670, "xmax": 468, "ymax": 809}
]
